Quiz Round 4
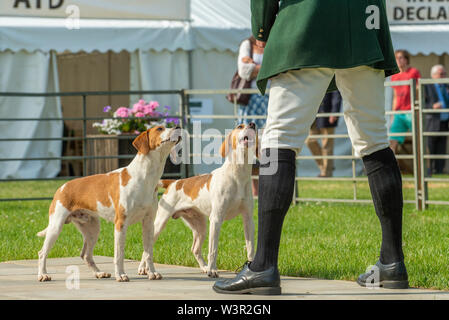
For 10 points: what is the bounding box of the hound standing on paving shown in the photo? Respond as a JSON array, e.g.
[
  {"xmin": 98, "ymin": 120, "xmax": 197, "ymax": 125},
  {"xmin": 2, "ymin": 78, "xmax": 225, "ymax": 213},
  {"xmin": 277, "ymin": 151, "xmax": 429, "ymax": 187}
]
[
  {"xmin": 154, "ymin": 123, "xmax": 258, "ymax": 278},
  {"xmin": 37, "ymin": 126, "xmax": 181, "ymax": 282},
  {"xmin": 213, "ymin": 0, "xmax": 408, "ymax": 295}
]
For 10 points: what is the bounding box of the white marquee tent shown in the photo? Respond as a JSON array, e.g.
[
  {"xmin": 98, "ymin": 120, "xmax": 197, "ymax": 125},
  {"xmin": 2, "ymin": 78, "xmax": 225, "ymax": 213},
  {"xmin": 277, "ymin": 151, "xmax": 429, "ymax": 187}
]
[
  {"xmin": 1, "ymin": 0, "xmax": 448, "ymax": 179},
  {"xmin": 0, "ymin": 0, "xmax": 252, "ymax": 179}
]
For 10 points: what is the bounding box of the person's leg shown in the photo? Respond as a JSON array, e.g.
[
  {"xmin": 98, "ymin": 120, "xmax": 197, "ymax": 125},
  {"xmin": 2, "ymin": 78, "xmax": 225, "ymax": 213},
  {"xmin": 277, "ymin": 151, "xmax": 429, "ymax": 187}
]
[
  {"xmin": 251, "ymin": 68, "xmax": 334, "ymax": 272},
  {"xmin": 306, "ymin": 122, "xmax": 324, "ymax": 175},
  {"xmin": 434, "ymin": 122, "xmax": 447, "ymax": 173},
  {"xmin": 427, "ymin": 136, "xmax": 437, "ymax": 174},
  {"xmin": 321, "ymin": 126, "xmax": 335, "ymax": 177},
  {"xmin": 439, "ymin": 121, "xmax": 449, "ymax": 173},
  {"xmin": 249, "ymin": 148, "xmax": 296, "ymax": 272},
  {"xmin": 254, "ymin": 94, "xmax": 269, "ymax": 129},
  {"xmin": 437, "ymin": 137, "xmax": 447, "ymax": 173},
  {"xmin": 362, "ymin": 148, "xmax": 404, "ymax": 264},
  {"xmin": 250, "ymin": 94, "xmax": 269, "ymax": 196},
  {"xmin": 389, "ymin": 114, "xmax": 406, "ymax": 153},
  {"xmin": 389, "ymin": 138, "xmax": 399, "ymax": 154},
  {"xmin": 335, "ymin": 66, "xmax": 407, "ymax": 287},
  {"xmin": 335, "ymin": 66, "xmax": 390, "ymax": 157}
]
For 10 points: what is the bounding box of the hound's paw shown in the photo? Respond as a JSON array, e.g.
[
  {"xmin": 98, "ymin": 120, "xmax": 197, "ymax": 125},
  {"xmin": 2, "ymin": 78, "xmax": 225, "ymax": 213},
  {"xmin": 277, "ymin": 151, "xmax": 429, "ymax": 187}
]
[
  {"xmin": 116, "ymin": 274, "xmax": 130, "ymax": 282},
  {"xmin": 38, "ymin": 274, "xmax": 51, "ymax": 282},
  {"xmin": 137, "ymin": 267, "xmax": 147, "ymax": 275},
  {"xmin": 200, "ymin": 266, "xmax": 208, "ymax": 274},
  {"xmin": 95, "ymin": 272, "xmax": 111, "ymax": 279},
  {"xmin": 207, "ymin": 269, "xmax": 219, "ymax": 278},
  {"xmin": 148, "ymin": 272, "xmax": 162, "ymax": 280}
]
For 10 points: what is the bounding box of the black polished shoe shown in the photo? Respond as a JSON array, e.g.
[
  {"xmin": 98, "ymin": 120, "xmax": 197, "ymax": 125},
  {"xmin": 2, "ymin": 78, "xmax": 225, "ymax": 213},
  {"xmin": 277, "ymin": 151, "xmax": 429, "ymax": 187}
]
[
  {"xmin": 357, "ymin": 260, "xmax": 408, "ymax": 289},
  {"xmin": 213, "ymin": 263, "xmax": 281, "ymax": 295}
]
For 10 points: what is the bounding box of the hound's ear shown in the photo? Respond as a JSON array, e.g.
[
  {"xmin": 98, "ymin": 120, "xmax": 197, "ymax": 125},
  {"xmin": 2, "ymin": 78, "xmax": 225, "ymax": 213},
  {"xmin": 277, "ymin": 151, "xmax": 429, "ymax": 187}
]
[
  {"xmin": 220, "ymin": 132, "xmax": 232, "ymax": 158},
  {"xmin": 132, "ymin": 130, "xmax": 150, "ymax": 155}
]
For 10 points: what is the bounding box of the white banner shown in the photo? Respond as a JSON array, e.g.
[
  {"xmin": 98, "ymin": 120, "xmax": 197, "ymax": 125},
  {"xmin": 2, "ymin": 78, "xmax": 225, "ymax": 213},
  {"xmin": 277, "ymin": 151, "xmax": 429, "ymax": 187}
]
[
  {"xmin": 0, "ymin": 0, "xmax": 190, "ymax": 20},
  {"xmin": 387, "ymin": 0, "xmax": 449, "ymax": 25}
]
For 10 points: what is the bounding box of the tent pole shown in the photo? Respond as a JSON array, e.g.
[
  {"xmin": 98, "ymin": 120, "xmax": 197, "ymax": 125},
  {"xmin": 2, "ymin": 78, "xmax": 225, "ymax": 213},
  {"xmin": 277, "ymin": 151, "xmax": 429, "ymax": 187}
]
[{"xmin": 187, "ymin": 50, "xmax": 193, "ymax": 90}]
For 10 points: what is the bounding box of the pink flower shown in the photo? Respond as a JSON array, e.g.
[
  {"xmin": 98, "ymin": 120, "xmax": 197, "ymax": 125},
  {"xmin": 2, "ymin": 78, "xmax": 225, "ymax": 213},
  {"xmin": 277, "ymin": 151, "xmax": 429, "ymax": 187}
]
[
  {"xmin": 135, "ymin": 112, "xmax": 145, "ymax": 118},
  {"xmin": 143, "ymin": 104, "xmax": 155, "ymax": 115},
  {"xmin": 115, "ymin": 107, "xmax": 130, "ymax": 118},
  {"xmin": 132, "ymin": 103, "xmax": 145, "ymax": 114},
  {"xmin": 149, "ymin": 101, "xmax": 159, "ymax": 109}
]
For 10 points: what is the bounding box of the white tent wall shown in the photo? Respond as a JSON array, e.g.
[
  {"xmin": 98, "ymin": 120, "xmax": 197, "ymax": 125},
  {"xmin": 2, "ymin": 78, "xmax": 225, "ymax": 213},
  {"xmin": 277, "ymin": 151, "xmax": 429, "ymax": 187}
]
[
  {"xmin": 0, "ymin": 50, "xmax": 62, "ymax": 179},
  {"xmin": 189, "ymin": 48, "xmax": 243, "ymax": 174},
  {"xmin": 129, "ymin": 49, "xmax": 189, "ymax": 109}
]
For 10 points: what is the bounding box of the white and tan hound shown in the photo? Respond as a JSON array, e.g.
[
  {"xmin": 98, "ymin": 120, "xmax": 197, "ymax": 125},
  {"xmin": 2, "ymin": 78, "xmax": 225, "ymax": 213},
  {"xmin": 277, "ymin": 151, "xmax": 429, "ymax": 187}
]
[
  {"xmin": 37, "ymin": 125, "xmax": 181, "ymax": 282},
  {"xmin": 154, "ymin": 123, "xmax": 258, "ymax": 278}
]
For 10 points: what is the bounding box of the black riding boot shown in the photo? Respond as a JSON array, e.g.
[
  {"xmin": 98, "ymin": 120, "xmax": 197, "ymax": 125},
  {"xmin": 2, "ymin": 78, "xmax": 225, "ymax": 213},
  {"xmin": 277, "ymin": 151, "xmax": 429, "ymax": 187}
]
[
  {"xmin": 357, "ymin": 147, "xmax": 408, "ymax": 289},
  {"xmin": 213, "ymin": 148, "xmax": 296, "ymax": 295}
]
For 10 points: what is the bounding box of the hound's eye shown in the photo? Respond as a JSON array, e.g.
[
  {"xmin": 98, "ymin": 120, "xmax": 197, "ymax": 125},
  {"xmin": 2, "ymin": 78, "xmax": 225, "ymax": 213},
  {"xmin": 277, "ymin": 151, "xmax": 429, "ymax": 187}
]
[
  {"xmin": 157, "ymin": 127, "xmax": 164, "ymax": 131},
  {"xmin": 237, "ymin": 125, "xmax": 244, "ymax": 129}
]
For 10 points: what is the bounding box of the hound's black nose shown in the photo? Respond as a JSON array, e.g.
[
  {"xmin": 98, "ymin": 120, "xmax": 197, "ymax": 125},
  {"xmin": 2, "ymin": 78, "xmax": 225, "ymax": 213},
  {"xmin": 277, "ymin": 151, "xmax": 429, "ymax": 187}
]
[
  {"xmin": 248, "ymin": 122, "xmax": 256, "ymax": 129},
  {"xmin": 175, "ymin": 125, "xmax": 181, "ymax": 130}
]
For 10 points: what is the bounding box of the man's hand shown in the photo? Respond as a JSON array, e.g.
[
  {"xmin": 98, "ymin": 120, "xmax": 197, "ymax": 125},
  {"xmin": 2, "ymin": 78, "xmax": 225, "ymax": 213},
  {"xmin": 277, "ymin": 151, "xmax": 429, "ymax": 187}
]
[
  {"xmin": 256, "ymin": 40, "xmax": 266, "ymax": 48},
  {"xmin": 433, "ymin": 102, "xmax": 443, "ymax": 109},
  {"xmin": 241, "ymin": 56, "xmax": 255, "ymax": 64},
  {"xmin": 250, "ymin": 65, "xmax": 261, "ymax": 79},
  {"xmin": 329, "ymin": 116, "xmax": 337, "ymax": 124}
]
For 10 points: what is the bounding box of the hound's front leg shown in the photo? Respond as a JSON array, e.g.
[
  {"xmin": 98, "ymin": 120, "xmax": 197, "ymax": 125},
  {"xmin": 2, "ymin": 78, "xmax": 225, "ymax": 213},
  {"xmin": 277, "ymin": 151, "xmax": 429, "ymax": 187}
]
[
  {"xmin": 241, "ymin": 204, "xmax": 255, "ymax": 262},
  {"xmin": 114, "ymin": 225, "xmax": 129, "ymax": 282},
  {"xmin": 207, "ymin": 210, "xmax": 225, "ymax": 278},
  {"xmin": 138, "ymin": 212, "xmax": 162, "ymax": 280}
]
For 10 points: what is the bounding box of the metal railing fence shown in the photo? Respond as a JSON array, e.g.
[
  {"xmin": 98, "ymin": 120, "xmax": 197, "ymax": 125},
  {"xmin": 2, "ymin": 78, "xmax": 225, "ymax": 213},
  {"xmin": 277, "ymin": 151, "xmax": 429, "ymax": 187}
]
[
  {"xmin": 1, "ymin": 79, "xmax": 448, "ymax": 209},
  {"xmin": 418, "ymin": 78, "xmax": 449, "ymax": 208},
  {"xmin": 0, "ymin": 90, "xmax": 187, "ymax": 201},
  {"xmin": 184, "ymin": 81, "xmax": 421, "ymax": 209}
]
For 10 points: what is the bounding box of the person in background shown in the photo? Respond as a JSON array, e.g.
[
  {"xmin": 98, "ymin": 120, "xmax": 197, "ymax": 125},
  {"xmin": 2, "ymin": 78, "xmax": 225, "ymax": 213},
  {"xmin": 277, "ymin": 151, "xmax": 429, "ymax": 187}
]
[
  {"xmin": 237, "ymin": 35, "xmax": 267, "ymax": 196},
  {"xmin": 424, "ymin": 64, "xmax": 449, "ymax": 174},
  {"xmin": 389, "ymin": 50, "xmax": 421, "ymax": 153},
  {"xmin": 306, "ymin": 91, "xmax": 342, "ymax": 177}
]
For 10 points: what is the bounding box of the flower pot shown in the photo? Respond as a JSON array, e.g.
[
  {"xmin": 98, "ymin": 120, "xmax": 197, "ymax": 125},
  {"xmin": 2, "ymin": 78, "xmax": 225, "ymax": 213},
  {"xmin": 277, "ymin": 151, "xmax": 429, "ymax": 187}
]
[
  {"xmin": 86, "ymin": 134, "xmax": 119, "ymax": 175},
  {"xmin": 118, "ymin": 134, "xmax": 137, "ymax": 168}
]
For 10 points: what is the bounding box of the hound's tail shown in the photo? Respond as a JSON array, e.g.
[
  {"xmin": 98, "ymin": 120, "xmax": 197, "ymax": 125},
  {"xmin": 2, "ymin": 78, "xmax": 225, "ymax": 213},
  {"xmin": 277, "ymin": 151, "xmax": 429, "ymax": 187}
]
[
  {"xmin": 158, "ymin": 179, "xmax": 177, "ymax": 189},
  {"xmin": 36, "ymin": 227, "xmax": 48, "ymax": 238}
]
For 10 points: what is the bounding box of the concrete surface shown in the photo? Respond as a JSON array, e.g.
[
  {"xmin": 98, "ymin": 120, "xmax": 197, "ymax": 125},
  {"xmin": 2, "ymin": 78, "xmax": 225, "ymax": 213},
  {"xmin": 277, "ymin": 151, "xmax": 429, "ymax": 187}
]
[{"xmin": 0, "ymin": 256, "xmax": 448, "ymax": 300}]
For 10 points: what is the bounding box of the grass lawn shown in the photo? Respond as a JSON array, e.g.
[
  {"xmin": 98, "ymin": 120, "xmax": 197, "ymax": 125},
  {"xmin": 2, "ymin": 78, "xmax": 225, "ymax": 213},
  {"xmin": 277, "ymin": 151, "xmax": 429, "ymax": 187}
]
[{"xmin": 0, "ymin": 178, "xmax": 448, "ymax": 290}]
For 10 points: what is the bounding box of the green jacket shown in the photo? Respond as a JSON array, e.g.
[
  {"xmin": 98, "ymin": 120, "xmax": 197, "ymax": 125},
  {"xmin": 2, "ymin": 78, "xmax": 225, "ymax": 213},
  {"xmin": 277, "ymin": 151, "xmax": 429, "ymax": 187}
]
[{"xmin": 252, "ymin": 0, "xmax": 399, "ymax": 94}]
